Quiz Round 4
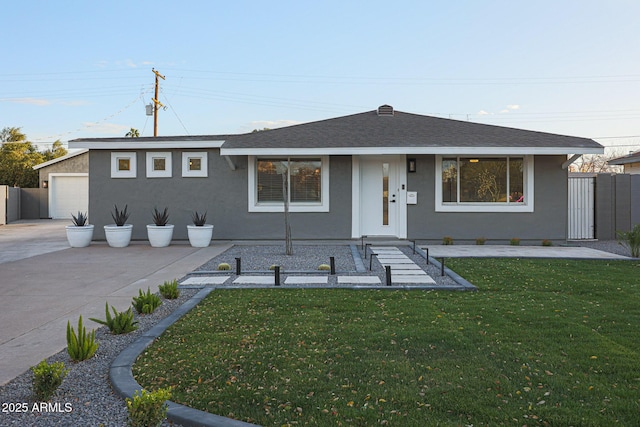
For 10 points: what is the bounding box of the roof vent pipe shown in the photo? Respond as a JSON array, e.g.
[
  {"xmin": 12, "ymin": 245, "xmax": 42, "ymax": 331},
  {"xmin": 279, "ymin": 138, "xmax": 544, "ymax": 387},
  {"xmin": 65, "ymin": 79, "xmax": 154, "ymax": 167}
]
[{"xmin": 377, "ymin": 105, "xmax": 394, "ymax": 116}]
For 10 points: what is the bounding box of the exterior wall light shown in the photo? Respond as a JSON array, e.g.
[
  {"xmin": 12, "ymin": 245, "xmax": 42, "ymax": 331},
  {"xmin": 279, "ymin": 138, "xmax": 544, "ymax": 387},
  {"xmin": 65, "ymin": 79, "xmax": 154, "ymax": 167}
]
[{"xmin": 407, "ymin": 158, "xmax": 417, "ymax": 173}]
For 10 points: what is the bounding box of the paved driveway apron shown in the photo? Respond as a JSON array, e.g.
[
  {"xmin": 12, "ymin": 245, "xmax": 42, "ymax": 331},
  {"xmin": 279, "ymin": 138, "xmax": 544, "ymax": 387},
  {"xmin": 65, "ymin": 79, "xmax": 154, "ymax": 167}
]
[{"xmin": 0, "ymin": 220, "xmax": 229, "ymax": 385}]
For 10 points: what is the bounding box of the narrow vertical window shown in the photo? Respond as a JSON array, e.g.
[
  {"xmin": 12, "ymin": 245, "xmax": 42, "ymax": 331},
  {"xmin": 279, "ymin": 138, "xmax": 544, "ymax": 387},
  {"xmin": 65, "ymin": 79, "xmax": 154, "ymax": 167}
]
[
  {"xmin": 442, "ymin": 158, "xmax": 457, "ymax": 202},
  {"xmin": 382, "ymin": 163, "xmax": 389, "ymax": 225}
]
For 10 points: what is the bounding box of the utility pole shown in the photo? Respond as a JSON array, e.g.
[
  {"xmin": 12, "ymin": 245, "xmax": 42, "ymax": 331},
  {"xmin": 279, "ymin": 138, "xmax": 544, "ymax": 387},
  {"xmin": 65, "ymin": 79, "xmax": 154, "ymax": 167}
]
[{"xmin": 151, "ymin": 68, "xmax": 165, "ymax": 137}]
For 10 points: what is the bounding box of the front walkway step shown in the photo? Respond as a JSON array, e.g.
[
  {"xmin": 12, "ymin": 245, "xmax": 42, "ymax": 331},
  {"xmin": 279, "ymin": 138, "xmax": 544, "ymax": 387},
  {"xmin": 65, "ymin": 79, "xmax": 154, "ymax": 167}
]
[
  {"xmin": 338, "ymin": 276, "xmax": 382, "ymax": 284},
  {"xmin": 182, "ymin": 276, "xmax": 230, "ymax": 285},
  {"xmin": 284, "ymin": 276, "xmax": 328, "ymax": 285},
  {"xmin": 233, "ymin": 276, "xmax": 275, "ymax": 285},
  {"xmin": 371, "ymin": 246, "xmax": 436, "ymax": 285}
]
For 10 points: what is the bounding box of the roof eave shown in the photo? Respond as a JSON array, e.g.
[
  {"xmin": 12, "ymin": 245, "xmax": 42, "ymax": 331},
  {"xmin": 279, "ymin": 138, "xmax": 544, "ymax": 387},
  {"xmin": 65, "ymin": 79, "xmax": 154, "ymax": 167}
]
[
  {"xmin": 33, "ymin": 149, "xmax": 89, "ymax": 170},
  {"xmin": 68, "ymin": 140, "xmax": 225, "ymax": 150},
  {"xmin": 220, "ymin": 146, "xmax": 605, "ymax": 156}
]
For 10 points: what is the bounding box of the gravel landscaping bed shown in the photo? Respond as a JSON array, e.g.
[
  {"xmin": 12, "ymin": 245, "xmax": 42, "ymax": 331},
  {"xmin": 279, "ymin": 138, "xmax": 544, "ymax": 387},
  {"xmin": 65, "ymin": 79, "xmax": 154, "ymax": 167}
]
[
  {"xmin": 194, "ymin": 243, "xmax": 459, "ymax": 288},
  {"xmin": 0, "ymin": 290, "xmax": 197, "ymax": 427},
  {"xmin": 197, "ymin": 244, "xmax": 356, "ymax": 272}
]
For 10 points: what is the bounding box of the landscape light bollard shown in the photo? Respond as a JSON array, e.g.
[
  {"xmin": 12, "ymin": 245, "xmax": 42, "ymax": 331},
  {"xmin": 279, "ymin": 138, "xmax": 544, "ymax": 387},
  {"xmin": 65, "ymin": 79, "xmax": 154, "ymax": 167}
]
[
  {"xmin": 425, "ymin": 248, "xmax": 429, "ymax": 265},
  {"xmin": 412, "ymin": 240, "xmax": 416, "ymax": 254},
  {"xmin": 361, "ymin": 235, "xmax": 365, "ymax": 250},
  {"xmin": 235, "ymin": 257, "xmax": 241, "ymax": 276},
  {"xmin": 440, "ymin": 258, "xmax": 445, "ymax": 277},
  {"xmin": 330, "ymin": 256, "xmax": 336, "ymax": 275},
  {"xmin": 385, "ymin": 265, "xmax": 392, "ymax": 286},
  {"xmin": 274, "ymin": 266, "xmax": 280, "ymax": 286}
]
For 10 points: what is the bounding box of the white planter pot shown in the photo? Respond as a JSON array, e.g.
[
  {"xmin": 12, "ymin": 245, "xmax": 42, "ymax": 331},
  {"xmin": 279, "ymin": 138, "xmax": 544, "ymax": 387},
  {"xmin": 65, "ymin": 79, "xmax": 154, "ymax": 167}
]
[
  {"xmin": 187, "ymin": 224, "xmax": 214, "ymax": 247},
  {"xmin": 66, "ymin": 224, "xmax": 94, "ymax": 248},
  {"xmin": 104, "ymin": 224, "xmax": 133, "ymax": 248},
  {"xmin": 147, "ymin": 224, "xmax": 174, "ymax": 247}
]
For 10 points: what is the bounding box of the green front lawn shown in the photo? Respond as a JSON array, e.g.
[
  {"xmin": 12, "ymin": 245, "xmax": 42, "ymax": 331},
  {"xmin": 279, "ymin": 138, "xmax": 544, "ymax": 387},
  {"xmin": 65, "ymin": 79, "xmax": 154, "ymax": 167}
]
[{"xmin": 133, "ymin": 259, "xmax": 640, "ymax": 426}]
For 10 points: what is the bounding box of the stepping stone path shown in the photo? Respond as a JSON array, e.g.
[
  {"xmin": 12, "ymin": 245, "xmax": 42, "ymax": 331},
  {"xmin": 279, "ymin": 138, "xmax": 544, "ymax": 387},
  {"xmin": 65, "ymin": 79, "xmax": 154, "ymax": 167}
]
[
  {"xmin": 370, "ymin": 246, "xmax": 436, "ymax": 285},
  {"xmin": 180, "ymin": 247, "xmax": 436, "ymax": 287},
  {"xmin": 181, "ymin": 276, "xmax": 230, "ymax": 285}
]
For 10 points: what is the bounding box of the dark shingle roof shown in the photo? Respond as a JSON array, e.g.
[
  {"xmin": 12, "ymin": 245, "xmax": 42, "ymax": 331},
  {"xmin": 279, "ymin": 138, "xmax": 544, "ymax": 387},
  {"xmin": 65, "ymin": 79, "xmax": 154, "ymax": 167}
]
[
  {"xmin": 220, "ymin": 109, "xmax": 603, "ymax": 153},
  {"xmin": 68, "ymin": 107, "xmax": 603, "ymax": 155},
  {"xmin": 608, "ymin": 150, "xmax": 640, "ymax": 165}
]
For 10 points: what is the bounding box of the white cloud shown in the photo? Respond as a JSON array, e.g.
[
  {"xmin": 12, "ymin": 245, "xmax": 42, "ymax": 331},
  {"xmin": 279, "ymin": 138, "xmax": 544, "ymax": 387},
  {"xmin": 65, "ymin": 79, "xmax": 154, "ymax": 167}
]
[
  {"xmin": 477, "ymin": 110, "xmax": 491, "ymax": 115},
  {"xmin": 506, "ymin": 104, "xmax": 520, "ymax": 110},
  {"xmin": 500, "ymin": 109, "xmax": 509, "ymax": 113},
  {"xmin": 5, "ymin": 97, "xmax": 51, "ymax": 106}
]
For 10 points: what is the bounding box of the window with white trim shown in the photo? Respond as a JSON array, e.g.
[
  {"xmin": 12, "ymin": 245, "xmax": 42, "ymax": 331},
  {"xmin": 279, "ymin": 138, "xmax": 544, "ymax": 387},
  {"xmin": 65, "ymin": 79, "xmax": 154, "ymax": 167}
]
[
  {"xmin": 436, "ymin": 155, "xmax": 534, "ymax": 212},
  {"xmin": 111, "ymin": 152, "xmax": 136, "ymax": 178},
  {"xmin": 248, "ymin": 156, "xmax": 330, "ymax": 212},
  {"xmin": 181, "ymin": 152, "xmax": 207, "ymax": 177},
  {"xmin": 146, "ymin": 152, "xmax": 172, "ymax": 178}
]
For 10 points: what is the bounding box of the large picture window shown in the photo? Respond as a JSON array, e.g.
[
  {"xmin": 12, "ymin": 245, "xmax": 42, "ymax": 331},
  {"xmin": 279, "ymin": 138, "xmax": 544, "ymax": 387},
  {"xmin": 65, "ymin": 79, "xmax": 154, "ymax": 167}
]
[
  {"xmin": 437, "ymin": 155, "xmax": 533, "ymax": 212},
  {"xmin": 249, "ymin": 156, "xmax": 330, "ymax": 212}
]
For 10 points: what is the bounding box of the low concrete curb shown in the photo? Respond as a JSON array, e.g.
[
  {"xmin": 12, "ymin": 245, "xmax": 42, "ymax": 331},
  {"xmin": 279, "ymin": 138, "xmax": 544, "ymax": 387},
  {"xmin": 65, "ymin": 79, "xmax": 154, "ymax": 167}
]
[{"xmin": 109, "ymin": 287, "xmax": 260, "ymax": 427}]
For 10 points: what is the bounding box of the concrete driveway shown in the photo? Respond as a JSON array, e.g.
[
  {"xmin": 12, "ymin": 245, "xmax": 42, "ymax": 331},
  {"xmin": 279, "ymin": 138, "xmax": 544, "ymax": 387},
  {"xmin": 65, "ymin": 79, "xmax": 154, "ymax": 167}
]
[{"xmin": 0, "ymin": 220, "xmax": 230, "ymax": 385}]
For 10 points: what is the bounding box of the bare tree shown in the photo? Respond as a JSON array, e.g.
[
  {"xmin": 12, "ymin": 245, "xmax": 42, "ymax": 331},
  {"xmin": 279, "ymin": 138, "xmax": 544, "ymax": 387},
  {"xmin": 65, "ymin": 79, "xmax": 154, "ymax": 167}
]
[{"xmin": 569, "ymin": 148, "xmax": 629, "ymax": 173}]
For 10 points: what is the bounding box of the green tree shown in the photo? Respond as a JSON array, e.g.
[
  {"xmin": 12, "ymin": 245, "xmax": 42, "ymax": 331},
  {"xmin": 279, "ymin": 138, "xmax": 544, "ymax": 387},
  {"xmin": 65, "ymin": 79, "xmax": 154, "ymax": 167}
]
[
  {"xmin": 0, "ymin": 127, "xmax": 67, "ymax": 187},
  {"xmin": 42, "ymin": 140, "xmax": 68, "ymax": 161},
  {"xmin": 125, "ymin": 128, "xmax": 140, "ymax": 138}
]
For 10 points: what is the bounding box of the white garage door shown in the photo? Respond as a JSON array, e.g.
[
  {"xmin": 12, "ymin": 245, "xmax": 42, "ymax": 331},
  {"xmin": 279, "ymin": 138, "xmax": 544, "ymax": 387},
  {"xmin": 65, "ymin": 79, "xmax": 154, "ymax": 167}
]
[{"xmin": 50, "ymin": 174, "xmax": 89, "ymax": 219}]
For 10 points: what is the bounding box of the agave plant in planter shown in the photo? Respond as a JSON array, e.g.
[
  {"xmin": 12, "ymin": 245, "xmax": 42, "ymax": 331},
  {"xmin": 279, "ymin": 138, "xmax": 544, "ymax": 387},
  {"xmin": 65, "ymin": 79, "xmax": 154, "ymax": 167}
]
[
  {"xmin": 147, "ymin": 207, "xmax": 174, "ymax": 247},
  {"xmin": 65, "ymin": 211, "xmax": 94, "ymax": 248},
  {"xmin": 187, "ymin": 211, "xmax": 213, "ymax": 247},
  {"xmin": 104, "ymin": 205, "xmax": 133, "ymax": 248}
]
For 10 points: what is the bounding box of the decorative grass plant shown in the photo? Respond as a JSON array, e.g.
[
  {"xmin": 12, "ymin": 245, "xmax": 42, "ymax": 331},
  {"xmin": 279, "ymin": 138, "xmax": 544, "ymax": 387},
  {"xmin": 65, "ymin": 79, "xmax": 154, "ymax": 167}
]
[
  {"xmin": 66, "ymin": 316, "xmax": 98, "ymax": 362},
  {"xmin": 132, "ymin": 288, "xmax": 162, "ymax": 314},
  {"xmin": 159, "ymin": 279, "xmax": 180, "ymax": 299},
  {"xmin": 90, "ymin": 302, "xmax": 138, "ymax": 335}
]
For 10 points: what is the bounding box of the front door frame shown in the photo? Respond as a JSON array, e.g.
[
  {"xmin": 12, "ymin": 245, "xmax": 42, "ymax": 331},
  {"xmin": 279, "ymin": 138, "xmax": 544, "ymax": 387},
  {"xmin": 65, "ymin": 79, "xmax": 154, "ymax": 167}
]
[{"xmin": 351, "ymin": 155, "xmax": 407, "ymax": 238}]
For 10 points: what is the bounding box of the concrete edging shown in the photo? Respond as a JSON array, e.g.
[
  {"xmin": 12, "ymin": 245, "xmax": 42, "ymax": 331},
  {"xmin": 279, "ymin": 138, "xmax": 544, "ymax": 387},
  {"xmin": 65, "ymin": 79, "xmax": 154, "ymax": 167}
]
[{"xmin": 109, "ymin": 287, "xmax": 260, "ymax": 427}]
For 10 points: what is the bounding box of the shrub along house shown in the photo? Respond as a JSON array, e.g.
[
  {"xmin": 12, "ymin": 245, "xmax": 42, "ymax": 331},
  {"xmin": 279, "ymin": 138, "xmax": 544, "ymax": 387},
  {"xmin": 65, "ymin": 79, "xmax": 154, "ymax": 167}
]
[{"xmin": 69, "ymin": 105, "xmax": 603, "ymax": 242}]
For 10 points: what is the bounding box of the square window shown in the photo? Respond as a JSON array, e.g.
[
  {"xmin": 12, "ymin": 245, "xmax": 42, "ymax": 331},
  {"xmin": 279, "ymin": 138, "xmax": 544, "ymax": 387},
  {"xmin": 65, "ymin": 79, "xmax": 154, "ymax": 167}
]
[
  {"xmin": 146, "ymin": 152, "xmax": 172, "ymax": 178},
  {"xmin": 189, "ymin": 158, "xmax": 201, "ymax": 171},
  {"xmin": 111, "ymin": 152, "xmax": 136, "ymax": 178},
  {"xmin": 182, "ymin": 152, "xmax": 207, "ymax": 177},
  {"xmin": 118, "ymin": 158, "xmax": 130, "ymax": 171},
  {"xmin": 153, "ymin": 158, "xmax": 166, "ymax": 171}
]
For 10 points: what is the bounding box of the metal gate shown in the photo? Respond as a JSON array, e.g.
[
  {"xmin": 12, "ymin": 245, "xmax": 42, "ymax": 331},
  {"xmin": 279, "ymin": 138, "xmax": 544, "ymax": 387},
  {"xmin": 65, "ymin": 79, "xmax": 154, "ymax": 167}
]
[{"xmin": 568, "ymin": 175, "xmax": 595, "ymax": 239}]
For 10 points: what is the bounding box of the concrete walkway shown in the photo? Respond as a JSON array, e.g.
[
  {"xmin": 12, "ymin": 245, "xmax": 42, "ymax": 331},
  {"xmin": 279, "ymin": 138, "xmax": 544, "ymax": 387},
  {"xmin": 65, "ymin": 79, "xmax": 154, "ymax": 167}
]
[
  {"xmin": 0, "ymin": 220, "xmax": 230, "ymax": 385},
  {"xmin": 423, "ymin": 245, "xmax": 631, "ymax": 259}
]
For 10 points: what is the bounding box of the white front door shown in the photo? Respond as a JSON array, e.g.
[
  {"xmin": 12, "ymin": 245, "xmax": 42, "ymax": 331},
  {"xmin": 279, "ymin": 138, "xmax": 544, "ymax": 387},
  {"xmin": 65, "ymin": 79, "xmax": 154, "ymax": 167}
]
[{"xmin": 359, "ymin": 155, "xmax": 405, "ymax": 237}]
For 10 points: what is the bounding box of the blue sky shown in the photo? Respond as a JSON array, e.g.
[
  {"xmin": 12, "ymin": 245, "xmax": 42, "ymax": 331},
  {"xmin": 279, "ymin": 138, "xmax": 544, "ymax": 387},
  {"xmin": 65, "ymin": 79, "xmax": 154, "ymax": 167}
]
[{"xmin": 2, "ymin": 0, "xmax": 640, "ymax": 154}]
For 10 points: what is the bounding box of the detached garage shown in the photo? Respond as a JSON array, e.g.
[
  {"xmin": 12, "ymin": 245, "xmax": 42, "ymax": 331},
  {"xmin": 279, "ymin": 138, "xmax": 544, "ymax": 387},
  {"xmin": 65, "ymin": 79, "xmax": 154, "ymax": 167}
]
[{"xmin": 33, "ymin": 150, "xmax": 89, "ymax": 219}]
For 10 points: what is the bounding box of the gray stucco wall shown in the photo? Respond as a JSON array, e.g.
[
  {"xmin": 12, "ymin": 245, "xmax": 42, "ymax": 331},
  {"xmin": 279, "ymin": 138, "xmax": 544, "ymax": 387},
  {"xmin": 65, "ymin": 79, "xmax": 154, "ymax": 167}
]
[
  {"xmin": 406, "ymin": 155, "xmax": 569, "ymax": 242},
  {"xmin": 88, "ymin": 150, "xmax": 352, "ymax": 240},
  {"xmin": 38, "ymin": 152, "xmax": 89, "ymax": 188}
]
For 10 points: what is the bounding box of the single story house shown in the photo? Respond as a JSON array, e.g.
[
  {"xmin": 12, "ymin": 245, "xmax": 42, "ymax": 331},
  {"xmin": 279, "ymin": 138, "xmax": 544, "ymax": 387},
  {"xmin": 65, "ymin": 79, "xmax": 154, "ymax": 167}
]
[
  {"xmin": 607, "ymin": 150, "xmax": 640, "ymax": 174},
  {"xmin": 69, "ymin": 105, "xmax": 603, "ymax": 242},
  {"xmin": 32, "ymin": 149, "xmax": 89, "ymax": 219}
]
